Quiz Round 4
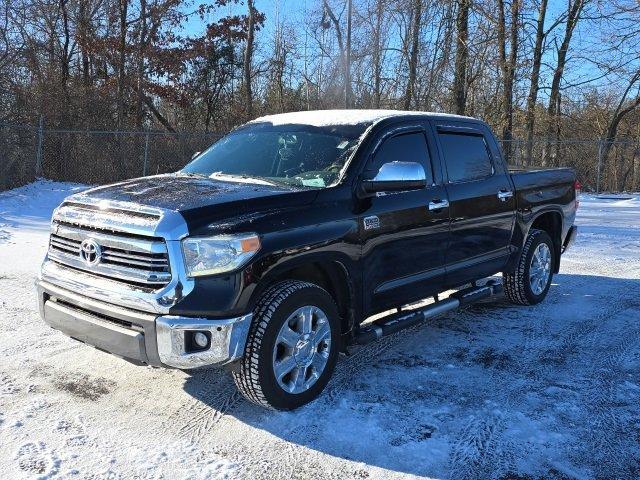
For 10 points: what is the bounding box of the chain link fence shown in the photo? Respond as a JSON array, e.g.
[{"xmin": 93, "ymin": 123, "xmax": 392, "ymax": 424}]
[
  {"xmin": 500, "ymin": 138, "xmax": 640, "ymax": 193},
  {"xmin": 1, "ymin": 122, "xmax": 638, "ymax": 192},
  {"xmin": 0, "ymin": 122, "xmax": 222, "ymax": 191}
]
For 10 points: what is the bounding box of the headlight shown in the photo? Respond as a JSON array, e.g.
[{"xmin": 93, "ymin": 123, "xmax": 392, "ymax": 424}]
[{"xmin": 181, "ymin": 234, "xmax": 261, "ymax": 277}]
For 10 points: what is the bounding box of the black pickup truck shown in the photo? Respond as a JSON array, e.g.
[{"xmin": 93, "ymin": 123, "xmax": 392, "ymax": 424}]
[{"xmin": 37, "ymin": 110, "xmax": 578, "ymax": 410}]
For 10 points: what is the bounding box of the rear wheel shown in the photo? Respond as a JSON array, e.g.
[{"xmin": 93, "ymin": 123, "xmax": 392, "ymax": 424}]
[
  {"xmin": 232, "ymin": 280, "xmax": 340, "ymax": 410},
  {"xmin": 503, "ymin": 229, "xmax": 555, "ymax": 305}
]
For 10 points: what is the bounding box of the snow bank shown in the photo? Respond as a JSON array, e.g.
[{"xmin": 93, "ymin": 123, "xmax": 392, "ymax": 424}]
[{"xmin": 0, "ymin": 180, "xmax": 86, "ymax": 243}]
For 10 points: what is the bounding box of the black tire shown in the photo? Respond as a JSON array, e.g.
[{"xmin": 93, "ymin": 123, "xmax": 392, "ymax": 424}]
[
  {"xmin": 503, "ymin": 229, "xmax": 555, "ymax": 306},
  {"xmin": 232, "ymin": 280, "xmax": 341, "ymax": 410}
]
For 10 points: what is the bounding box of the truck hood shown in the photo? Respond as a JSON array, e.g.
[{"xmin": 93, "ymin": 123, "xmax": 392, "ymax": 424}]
[{"xmin": 68, "ymin": 174, "xmax": 319, "ymax": 233}]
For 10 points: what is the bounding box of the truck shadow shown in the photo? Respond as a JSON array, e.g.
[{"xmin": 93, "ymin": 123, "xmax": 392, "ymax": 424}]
[{"xmin": 181, "ymin": 273, "xmax": 640, "ymax": 478}]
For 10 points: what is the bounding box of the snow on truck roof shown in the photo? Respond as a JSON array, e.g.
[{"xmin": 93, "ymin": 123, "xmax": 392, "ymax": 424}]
[{"xmin": 249, "ymin": 109, "xmax": 476, "ymax": 127}]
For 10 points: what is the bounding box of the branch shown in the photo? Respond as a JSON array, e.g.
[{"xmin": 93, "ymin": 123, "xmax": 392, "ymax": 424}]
[{"xmin": 143, "ymin": 96, "xmax": 176, "ymax": 133}]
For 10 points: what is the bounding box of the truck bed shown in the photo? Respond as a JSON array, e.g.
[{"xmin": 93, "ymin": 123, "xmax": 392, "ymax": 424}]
[
  {"xmin": 509, "ymin": 165, "xmax": 576, "ymax": 214},
  {"xmin": 509, "ymin": 165, "xmax": 575, "ymax": 189}
]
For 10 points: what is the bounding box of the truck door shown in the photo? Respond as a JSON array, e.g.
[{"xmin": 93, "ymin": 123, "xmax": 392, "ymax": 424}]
[
  {"xmin": 431, "ymin": 121, "xmax": 516, "ymax": 287},
  {"xmin": 359, "ymin": 125, "xmax": 449, "ymax": 315}
]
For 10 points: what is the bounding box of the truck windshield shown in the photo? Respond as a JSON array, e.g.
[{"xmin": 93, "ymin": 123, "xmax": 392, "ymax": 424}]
[{"xmin": 181, "ymin": 123, "xmax": 367, "ymax": 188}]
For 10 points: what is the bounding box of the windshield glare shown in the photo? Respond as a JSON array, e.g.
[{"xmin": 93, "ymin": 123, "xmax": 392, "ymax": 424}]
[{"xmin": 182, "ymin": 124, "xmax": 366, "ymax": 188}]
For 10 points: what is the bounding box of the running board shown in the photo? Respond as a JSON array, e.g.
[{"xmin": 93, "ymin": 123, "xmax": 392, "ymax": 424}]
[{"xmin": 353, "ymin": 281, "xmax": 503, "ymax": 345}]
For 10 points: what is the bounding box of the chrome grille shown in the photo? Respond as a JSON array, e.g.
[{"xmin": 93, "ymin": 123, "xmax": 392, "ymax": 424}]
[{"xmin": 48, "ymin": 223, "xmax": 171, "ymax": 288}]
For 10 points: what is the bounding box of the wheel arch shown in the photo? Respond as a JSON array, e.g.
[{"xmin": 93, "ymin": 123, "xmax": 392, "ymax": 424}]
[
  {"xmin": 521, "ymin": 209, "xmax": 563, "ymax": 273},
  {"xmin": 250, "ymin": 256, "xmax": 358, "ymax": 339}
]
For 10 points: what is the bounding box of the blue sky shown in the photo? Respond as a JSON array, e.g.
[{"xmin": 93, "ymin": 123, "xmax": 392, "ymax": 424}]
[
  {"xmin": 180, "ymin": 0, "xmax": 615, "ymax": 98},
  {"xmin": 182, "ymin": 0, "xmax": 301, "ymax": 40}
]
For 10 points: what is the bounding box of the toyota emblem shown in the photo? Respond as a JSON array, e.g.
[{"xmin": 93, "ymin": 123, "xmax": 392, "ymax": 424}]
[{"xmin": 79, "ymin": 239, "xmax": 102, "ymax": 266}]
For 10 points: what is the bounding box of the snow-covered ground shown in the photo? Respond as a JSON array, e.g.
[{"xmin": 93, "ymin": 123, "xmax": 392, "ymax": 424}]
[{"xmin": 1, "ymin": 182, "xmax": 639, "ymax": 479}]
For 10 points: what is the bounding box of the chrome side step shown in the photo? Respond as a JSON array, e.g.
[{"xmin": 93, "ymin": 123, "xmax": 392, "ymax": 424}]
[{"xmin": 353, "ymin": 280, "xmax": 503, "ymax": 345}]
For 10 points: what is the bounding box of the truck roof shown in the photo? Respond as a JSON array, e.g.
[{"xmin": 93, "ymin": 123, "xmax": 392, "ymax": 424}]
[{"xmin": 249, "ymin": 109, "xmax": 477, "ymax": 128}]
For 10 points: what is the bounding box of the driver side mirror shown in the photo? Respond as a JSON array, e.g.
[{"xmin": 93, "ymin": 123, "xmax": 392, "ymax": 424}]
[{"xmin": 360, "ymin": 161, "xmax": 427, "ymax": 195}]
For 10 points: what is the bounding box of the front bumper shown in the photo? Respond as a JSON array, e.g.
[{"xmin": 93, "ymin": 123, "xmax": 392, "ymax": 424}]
[{"xmin": 37, "ymin": 280, "xmax": 252, "ymax": 369}]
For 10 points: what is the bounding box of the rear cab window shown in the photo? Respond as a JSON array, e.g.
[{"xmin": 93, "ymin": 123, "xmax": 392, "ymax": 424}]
[{"xmin": 437, "ymin": 130, "xmax": 494, "ymax": 183}]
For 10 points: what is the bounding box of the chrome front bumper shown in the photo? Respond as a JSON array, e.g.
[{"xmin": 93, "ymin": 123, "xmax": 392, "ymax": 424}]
[
  {"xmin": 156, "ymin": 314, "xmax": 252, "ymax": 368},
  {"xmin": 37, "ymin": 280, "xmax": 252, "ymax": 369}
]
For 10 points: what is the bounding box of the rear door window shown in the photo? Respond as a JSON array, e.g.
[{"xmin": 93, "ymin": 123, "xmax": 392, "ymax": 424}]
[{"xmin": 438, "ymin": 132, "xmax": 493, "ymax": 183}]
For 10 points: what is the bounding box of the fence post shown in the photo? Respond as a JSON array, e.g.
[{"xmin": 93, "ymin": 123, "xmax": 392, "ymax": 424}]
[
  {"xmin": 143, "ymin": 130, "xmax": 150, "ymax": 176},
  {"xmin": 596, "ymin": 139, "xmax": 603, "ymax": 194},
  {"xmin": 35, "ymin": 115, "xmax": 44, "ymax": 178}
]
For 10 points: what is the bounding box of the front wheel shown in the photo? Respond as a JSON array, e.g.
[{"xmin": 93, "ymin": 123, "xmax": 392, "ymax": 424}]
[
  {"xmin": 232, "ymin": 280, "xmax": 340, "ymax": 410},
  {"xmin": 503, "ymin": 229, "xmax": 555, "ymax": 305}
]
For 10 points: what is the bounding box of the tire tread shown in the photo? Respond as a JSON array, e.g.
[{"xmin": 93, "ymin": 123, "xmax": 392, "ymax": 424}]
[
  {"xmin": 232, "ymin": 280, "xmax": 335, "ymax": 410},
  {"xmin": 503, "ymin": 228, "xmax": 547, "ymax": 306}
]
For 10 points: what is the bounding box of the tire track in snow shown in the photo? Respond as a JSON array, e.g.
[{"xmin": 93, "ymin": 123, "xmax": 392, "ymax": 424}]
[
  {"xmin": 444, "ymin": 279, "xmax": 632, "ymax": 479},
  {"xmin": 327, "ymin": 298, "xmax": 472, "ymax": 401},
  {"xmin": 326, "ymin": 321, "xmax": 421, "ymax": 401},
  {"xmin": 579, "ymin": 317, "xmax": 640, "ymax": 478},
  {"xmin": 521, "ymin": 278, "xmax": 633, "ymax": 389},
  {"xmin": 444, "ymin": 302, "xmax": 519, "ymax": 480},
  {"xmin": 160, "ymin": 371, "xmax": 240, "ymax": 443},
  {"xmin": 448, "ymin": 413, "xmax": 514, "ymax": 480},
  {"xmin": 510, "ymin": 277, "xmax": 639, "ymax": 474}
]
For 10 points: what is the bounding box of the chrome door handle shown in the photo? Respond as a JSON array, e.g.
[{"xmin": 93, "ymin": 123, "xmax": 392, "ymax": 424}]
[
  {"xmin": 497, "ymin": 190, "xmax": 514, "ymax": 201},
  {"xmin": 428, "ymin": 199, "xmax": 450, "ymax": 211}
]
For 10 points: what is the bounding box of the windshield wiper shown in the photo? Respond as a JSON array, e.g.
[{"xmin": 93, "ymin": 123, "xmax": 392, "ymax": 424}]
[{"xmin": 208, "ymin": 172, "xmax": 279, "ymax": 186}]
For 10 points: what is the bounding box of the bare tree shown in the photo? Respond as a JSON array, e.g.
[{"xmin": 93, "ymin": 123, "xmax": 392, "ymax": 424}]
[
  {"xmin": 523, "ymin": 0, "xmax": 550, "ymax": 164},
  {"xmin": 243, "ymin": 0, "xmax": 256, "ymax": 118},
  {"xmin": 542, "ymin": 0, "xmax": 587, "ymax": 166},
  {"xmin": 116, "ymin": 0, "xmax": 129, "ymax": 129},
  {"xmin": 452, "ymin": 0, "xmax": 470, "ymax": 115},
  {"xmin": 600, "ymin": 70, "xmax": 640, "ymax": 181},
  {"xmin": 371, "ymin": 0, "xmax": 385, "ymax": 108},
  {"xmin": 135, "ymin": 0, "xmax": 148, "ymax": 129},
  {"xmin": 497, "ymin": 0, "xmax": 521, "ymax": 162},
  {"xmin": 404, "ymin": 0, "xmax": 422, "ymax": 110},
  {"xmin": 321, "ymin": 1, "xmax": 345, "ymax": 100},
  {"xmin": 344, "ymin": 0, "xmax": 352, "ymax": 107}
]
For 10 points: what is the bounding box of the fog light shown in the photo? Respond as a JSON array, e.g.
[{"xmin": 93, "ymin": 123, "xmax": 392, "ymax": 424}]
[{"xmin": 193, "ymin": 332, "xmax": 209, "ymax": 348}]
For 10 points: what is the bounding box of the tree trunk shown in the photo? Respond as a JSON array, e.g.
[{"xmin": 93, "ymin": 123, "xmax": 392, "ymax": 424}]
[
  {"xmin": 542, "ymin": 0, "xmax": 585, "ymax": 166},
  {"xmin": 243, "ymin": 0, "xmax": 256, "ymax": 118},
  {"xmin": 599, "ymin": 72, "xmax": 640, "ymax": 177},
  {"xmin": 135, "ymin": 0, "xmax": 147, "ymax": 130},
  {"xmin": 142, "ymin": 95, "xmax": 176, "ymax": 133},
  {"xmin": 404, "ymin": 0, "xmax": 422, "ymax": 110},
  {"xmin": 372, "ymin": 0, "xmax": 384, "ymax": 108},
  {"xmin": 322, "ymin": 1, "xmax": 346, "ymax": 106},
  {"xmin": 497, "ymin": 0, "xmax": 520, "ymax": 163},
  {"xmin": 78, "ymin": 0, "xmax": 91, "ymax": 88},
  {"xmin": 116, "ymin": 0, "xmax": 128, "ymax": 129},
  {"xmin": 452, "ymin": 0, "xmax": 470, "ymax": 115},
  {"xmin": 523, "ymin": 0, "xmax": 548, "ymax": 165},
  {"xmin": 344, "ymin": 0, "xmax": 353, "ymax": 108},
  {"xmin": 59, "ymin": 0, "xmax": 71, "ymax": 97}
]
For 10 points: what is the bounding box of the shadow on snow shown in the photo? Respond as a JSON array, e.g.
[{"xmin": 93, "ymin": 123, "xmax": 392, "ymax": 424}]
[{"xmin": 180, "ymin": 273, "xmax": 640, "ymax": 478}]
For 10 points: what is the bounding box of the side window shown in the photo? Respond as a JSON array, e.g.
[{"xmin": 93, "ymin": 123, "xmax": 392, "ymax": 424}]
[
  {"xmin": 438, "ymin": 132, "xmax": 493, "ymax": 182},
  {"xmin": 368, "ymin": 132, "xmax": 433, "ymax": 184}
]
